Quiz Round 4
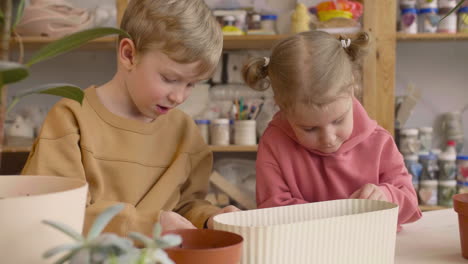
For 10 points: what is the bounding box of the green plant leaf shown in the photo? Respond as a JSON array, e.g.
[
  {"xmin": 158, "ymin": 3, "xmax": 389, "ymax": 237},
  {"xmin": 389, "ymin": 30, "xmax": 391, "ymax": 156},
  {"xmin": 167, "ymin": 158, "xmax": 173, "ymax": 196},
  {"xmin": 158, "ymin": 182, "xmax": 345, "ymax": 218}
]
[
  {"xmin": 153, "ymin": 222, "xmax": 162, "ymax": 240},
  {"xmin": 52, "ymin": 248, "xmax": 81, "ymax": 264},
  {"xmin": 440, "ymin": 0, "xmax": 466, "ymax": 21},
  {"xmin": 87, "ymin": 204, "xmax": 125, "ymax": 240},
  {"xmin": 0, "ymin": 61, "xmax": 29, "ymax": 85},
  {"xmin": 157, "ymin": 234, "xmax": 182, "ymax": 249},
  {"xmin": 26, "ymin": 27, "xmax": 131, "ymax": 67},
  {"xmin": 13, "ymin": 0, "xmax": 25, "ymax": 29},
  {"xmin": 7, "ymin": 84, "xmax": 84, "ymax": 113},
  {"xmin": 128, "ymin": 232, "xmax": 154, "ymax": 247},
  {"xmin": 43, "ymin": 244, "xmax": 82, "ymax": 258},
  {"xmin": 43, "ymin": 220, "xmax": 84, "ymax": 242},
  {"xmin": 0, "ymin": 8, "xmax": 4, "ymax": 25}
]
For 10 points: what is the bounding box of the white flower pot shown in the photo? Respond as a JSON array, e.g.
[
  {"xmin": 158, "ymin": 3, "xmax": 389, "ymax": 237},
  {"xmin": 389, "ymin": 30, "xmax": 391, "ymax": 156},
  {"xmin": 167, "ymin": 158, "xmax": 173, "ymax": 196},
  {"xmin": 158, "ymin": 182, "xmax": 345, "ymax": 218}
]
[{"xmin": 0, "ymin": 175, "xmax": 88, "ymax": 263}]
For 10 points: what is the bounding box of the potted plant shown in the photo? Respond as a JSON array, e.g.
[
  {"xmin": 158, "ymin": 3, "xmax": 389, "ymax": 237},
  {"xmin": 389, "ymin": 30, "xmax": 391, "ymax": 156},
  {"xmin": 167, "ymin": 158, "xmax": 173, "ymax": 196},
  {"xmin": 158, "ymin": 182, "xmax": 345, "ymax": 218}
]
[
  {"xmin": 42, "ymin": 204, "xmax": 183, "ymax": 264},
  {"xmin": 43, "ymin": 204, "xmax": 243, "ymax": 264}
]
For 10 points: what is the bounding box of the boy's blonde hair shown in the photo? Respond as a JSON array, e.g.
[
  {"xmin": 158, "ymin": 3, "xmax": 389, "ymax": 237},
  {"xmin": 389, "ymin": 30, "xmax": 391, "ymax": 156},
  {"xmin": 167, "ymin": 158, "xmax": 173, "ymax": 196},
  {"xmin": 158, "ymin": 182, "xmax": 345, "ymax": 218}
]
[
  {"xmin": 120, "ymin": 0, "xmax": 223, "ymax": 76},
  {"xmin": 243, "ymin": 31, "xmax": 369, "ymax": 112}
]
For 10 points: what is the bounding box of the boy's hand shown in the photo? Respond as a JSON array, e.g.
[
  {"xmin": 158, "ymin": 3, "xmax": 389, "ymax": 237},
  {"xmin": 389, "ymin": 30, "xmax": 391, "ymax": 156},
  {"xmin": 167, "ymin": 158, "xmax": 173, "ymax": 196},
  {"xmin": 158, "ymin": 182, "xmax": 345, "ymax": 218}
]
[
  {"xmin": 160, "ymin": 211, "xmax": 196, "ymax": 232},
  {"xmin": 349, "ymin": 184, "xmax": 388, "ymax": 201},
  {"xmin": 206, "ymin": 205, "xmax": 241, "ymax": 229}
]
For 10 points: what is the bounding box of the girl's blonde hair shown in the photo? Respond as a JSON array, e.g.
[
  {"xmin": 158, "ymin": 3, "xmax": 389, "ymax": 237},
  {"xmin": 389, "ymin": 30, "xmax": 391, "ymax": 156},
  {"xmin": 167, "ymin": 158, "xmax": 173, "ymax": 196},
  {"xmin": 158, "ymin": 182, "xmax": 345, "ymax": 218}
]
[
  {"xmin": 243, "ymin": 31, "xmax": 369, "ymax": 112},
  {"xmin": 120, "ymin": 0, "xmax": 223, "ymax": 76}
]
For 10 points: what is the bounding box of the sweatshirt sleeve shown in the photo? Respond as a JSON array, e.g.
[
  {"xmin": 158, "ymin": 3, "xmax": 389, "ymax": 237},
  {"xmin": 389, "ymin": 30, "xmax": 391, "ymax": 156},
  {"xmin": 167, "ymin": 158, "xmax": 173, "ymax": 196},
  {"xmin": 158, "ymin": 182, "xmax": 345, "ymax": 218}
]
[
  {"xmin": 256, "ymin": 131, "xmax": 309, "ymax": 209},
  {"xmin": 174, "ymin": 142, "xmax": 220, "ymax": 229},
  {"xmin": 21, "ymin": 101, "xmax": 161, "ymax": 237},
  {"xmin": 377, "ymin": 134, "xmax": 422, "ymax": 225}
]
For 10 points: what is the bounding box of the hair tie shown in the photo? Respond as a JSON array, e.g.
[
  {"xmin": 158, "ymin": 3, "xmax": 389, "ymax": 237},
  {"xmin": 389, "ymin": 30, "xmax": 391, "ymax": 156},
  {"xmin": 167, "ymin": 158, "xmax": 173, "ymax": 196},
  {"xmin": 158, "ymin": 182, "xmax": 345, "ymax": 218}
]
[
  {"xmin": 341, "ymin": 38, "xmax": 351, "ymax": 48},
  {"xmin": 263, "ymin": 57, "xmax": 270, "ymax": 67}
]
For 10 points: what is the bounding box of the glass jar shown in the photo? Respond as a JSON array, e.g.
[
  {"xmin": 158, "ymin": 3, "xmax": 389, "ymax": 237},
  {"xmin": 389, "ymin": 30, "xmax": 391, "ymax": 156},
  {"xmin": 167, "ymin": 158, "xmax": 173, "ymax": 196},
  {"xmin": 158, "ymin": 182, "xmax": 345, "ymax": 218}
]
[
  {"xmin": 418, "ymin": 8, "xmax": 439, "ymax": 33},
  {"xmin": 420, "ymin": 153, "xmax": 439, "ymax": 180},
  {"xmin": 400, "ymin": 0, "xmax": 417, "ymax": 8},
  {"xmin": 458, "ymin": 181, "xmax": 468, "ymax": 194},
  {"xmin": 247, "ymin": 12, "xmax": 262, "ymax": 34},
  {"xmin": 210, "ymin": 119, "xmax": 230, "ymax": 146},
  {"xmin": 442, "ymin": 111, "xmax": 464, "ymax": 153},
  {"xmin": 400, "ymin": 8, "xmax": 418, "ymax": 34},
  {"xmin": 439, "ymin": 7, "xmax": 458, "ymax": 33},
  {"xmin": 439, "ymin": 0, "xmax": 457, "ymax": 8},
  {"xmin": 405, "ymin": 154, "xmax": 423, "ymax": 185},
  {"xmin": 399, "ymin": 128, "xmax": 420, "ymax": 155},
  {"xmin": 260, "ymin": 14, "xmax": 278, "ymax": 35},
  {"xmin": 438, "ymin": 180, "xmax": 457, "ymax": 206},
  {"xmin": 458, "ymin": 7, "xmax": 468, "ymax": 33},
  {"xmin": 419, "ymin": 127, "xmax": 433, "ymax": 153},
  {"xmin": 418, "ymin": 0, "xmax": 438, "ymax": 8},
  {"xmin": 438, "ymin": 152, "xmax": 457, "ymax": 181},
  {"xmin": 195, "ymin": 119, "xmax": 210, "ymax": 144},
  {"xmin": 419, "ymin": 180, "xmax": 438, "ymax": 206},
  {"xmin": 457, "ymin": 156, "xmax": 468, "ymax": 182}
]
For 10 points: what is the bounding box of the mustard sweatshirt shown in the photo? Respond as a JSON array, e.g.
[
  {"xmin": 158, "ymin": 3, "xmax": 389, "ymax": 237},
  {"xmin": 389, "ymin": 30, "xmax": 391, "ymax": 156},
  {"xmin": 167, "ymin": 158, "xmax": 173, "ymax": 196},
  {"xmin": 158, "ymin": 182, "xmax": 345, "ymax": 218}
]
[{"xmin": 22, "ymin": 86, "xmax": 219, "ymax": 236}]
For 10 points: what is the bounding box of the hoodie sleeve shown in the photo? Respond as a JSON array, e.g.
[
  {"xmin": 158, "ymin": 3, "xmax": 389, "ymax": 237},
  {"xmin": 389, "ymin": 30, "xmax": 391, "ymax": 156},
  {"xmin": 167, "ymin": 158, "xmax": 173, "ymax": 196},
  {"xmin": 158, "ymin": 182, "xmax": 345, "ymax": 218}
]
[
  {"xmin": 377, "ymin": 133, "xmax": 422, "ymax": 225},
  {"xmin": 256, "ymin": 131, "xmax": 309, "ymax": 208}
]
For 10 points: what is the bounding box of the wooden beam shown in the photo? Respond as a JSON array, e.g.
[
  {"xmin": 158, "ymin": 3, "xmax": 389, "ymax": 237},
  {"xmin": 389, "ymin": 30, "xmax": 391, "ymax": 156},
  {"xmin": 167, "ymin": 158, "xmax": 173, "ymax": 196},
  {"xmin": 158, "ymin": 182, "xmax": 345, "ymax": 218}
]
[
  {"xmin": 362, "ymin": 0, "xmax": 397, "ymax": 135},
  {"xmin": 210, "ymin": 171, "xmax": 256, "ymax": 210},
  {"xmin": 115, "ymin": 0, "xmax": 128, "ymax": 27}
]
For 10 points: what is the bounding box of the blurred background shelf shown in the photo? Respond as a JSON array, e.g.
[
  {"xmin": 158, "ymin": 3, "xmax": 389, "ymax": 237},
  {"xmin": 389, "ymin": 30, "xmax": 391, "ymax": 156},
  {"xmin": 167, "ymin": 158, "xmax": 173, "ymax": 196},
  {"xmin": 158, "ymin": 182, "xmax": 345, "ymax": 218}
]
[
  {"xmin": 397, "ymin": 33, "xmax": 468, "ymax": 41},
  {"xmin": 209, "ymin": 145, "xmax": 258, "ymax": 152},
  {"xmin": 13, "ymin": 34, "xmax": 362, "ymax": 51},
  {"xmin": 2, "ymin": 145, "xmax": 31, "ymax": 153},
  {"xmin": 11, "ymin": 36, "xmax": 118, "ymax": 50},
  {"xmin": 419, "ymin": 205, "xmax": 451, "ymax": 212}
]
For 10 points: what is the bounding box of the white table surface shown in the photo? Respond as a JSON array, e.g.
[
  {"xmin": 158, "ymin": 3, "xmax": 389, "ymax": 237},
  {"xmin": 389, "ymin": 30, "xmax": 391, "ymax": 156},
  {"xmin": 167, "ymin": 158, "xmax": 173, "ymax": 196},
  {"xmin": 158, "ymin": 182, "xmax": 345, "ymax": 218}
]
[{"xmin": 395, "ymin": 209, "xmax": 467, "ymax": 263}]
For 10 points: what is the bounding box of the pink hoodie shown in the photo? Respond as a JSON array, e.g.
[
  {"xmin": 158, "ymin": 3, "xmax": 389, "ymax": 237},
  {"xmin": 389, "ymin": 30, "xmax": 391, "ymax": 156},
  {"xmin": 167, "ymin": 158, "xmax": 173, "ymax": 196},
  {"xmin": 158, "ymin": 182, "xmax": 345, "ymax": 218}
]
[{"xmin": 256, "ymin": 98, "xmax": 422, "ymax": 226}]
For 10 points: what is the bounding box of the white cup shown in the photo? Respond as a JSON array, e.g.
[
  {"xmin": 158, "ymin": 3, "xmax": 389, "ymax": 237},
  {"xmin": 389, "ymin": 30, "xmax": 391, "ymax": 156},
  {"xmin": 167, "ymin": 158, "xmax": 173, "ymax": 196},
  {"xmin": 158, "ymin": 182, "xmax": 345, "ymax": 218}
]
[{"xmin": 234, "ymin": 120, "xmax": 257, "ymax": 145}]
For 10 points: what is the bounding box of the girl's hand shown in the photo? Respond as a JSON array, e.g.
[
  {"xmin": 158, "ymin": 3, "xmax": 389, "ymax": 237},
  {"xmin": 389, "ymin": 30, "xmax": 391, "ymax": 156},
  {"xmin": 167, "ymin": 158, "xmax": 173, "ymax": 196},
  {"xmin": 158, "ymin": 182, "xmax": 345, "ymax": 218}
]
[
  {"xmin": 349, "ymin": 183, "xmax": 388, "ymax": 201},
  {"xmin": 206, "ymin": 205, "xmax": 241, "ymax": 229}
]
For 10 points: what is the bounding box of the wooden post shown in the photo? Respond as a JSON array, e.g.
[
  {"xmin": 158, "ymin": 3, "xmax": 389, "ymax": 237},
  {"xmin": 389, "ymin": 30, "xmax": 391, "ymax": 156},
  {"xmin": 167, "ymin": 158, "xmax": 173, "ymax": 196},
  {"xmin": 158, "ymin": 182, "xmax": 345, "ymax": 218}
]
[
  {"xmin": 362, "ymin": 0, "xmax": 397, "ymax": 135},
  {"xmin": 116, "ymin": 0, "xmax": 128, "ymax": 27},
  {"xmin": 0, "ymin": 0, "xmax": 13, "ymax": 162}
]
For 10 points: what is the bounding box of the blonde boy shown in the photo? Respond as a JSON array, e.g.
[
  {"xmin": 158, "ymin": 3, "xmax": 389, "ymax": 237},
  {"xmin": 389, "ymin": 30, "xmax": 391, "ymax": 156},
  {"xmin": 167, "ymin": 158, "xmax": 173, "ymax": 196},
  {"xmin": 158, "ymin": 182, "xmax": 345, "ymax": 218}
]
[{"xmin": 22, "ymin": 0, "xmax": 238, "ymax": 236}]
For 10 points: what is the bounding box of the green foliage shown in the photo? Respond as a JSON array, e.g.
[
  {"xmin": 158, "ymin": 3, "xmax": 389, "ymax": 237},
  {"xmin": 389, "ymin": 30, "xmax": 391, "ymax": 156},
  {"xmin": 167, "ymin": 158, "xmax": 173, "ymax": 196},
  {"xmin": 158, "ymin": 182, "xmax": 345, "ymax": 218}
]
[
  {"xmin": 43, "ymin": 204, "xmax": 182, "ymax": 264},
  {"xmin": 0, "ymin": 25, "xmax": 130, "ymax": 111}
]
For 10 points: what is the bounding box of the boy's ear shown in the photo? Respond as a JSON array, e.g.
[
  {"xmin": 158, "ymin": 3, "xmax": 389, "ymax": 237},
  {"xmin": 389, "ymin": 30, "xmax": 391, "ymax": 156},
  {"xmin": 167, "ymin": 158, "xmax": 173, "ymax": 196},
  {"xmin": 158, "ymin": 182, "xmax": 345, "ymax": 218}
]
[{"xmin": 119, "ymin": 38, "xmax": 137, "ymax": 70}]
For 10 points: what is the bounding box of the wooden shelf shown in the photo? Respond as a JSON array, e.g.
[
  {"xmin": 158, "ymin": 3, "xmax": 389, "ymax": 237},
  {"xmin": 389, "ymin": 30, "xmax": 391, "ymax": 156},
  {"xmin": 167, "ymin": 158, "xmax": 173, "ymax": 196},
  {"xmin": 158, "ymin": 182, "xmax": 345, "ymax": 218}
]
[
  {"xmin": 397, "ymin": 33, "xmax": 468, "ymax": 41},
  {"xmin": 2, "ymin": 146, "xmax": 31, "ymax": 153},
  {"xmin": 11, "ymin": 36, "xmax": 118, "ymax": 50},
  {"xmin": 223, "ymin": 35, "xmax": 288, "ymax": 50},
  {"xmin": 209, "ymin": 145, "xmax": 258, "ymax": 152},
  {"xmin": 419, "ymin": 205, "xmax": 451, "ymax": 212}
]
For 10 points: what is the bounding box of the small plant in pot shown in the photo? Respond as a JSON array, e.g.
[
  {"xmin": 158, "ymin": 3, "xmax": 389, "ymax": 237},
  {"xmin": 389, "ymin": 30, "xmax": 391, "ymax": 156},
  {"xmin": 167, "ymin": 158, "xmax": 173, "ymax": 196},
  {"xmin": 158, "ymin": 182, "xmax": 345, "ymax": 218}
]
[
  {"xmin": 43, "ymin": 204, "xmax": 182, "ymax": 264},
  {"xmin": 44, "ymin": 203, "xmax": 244, "ymax": 264}
]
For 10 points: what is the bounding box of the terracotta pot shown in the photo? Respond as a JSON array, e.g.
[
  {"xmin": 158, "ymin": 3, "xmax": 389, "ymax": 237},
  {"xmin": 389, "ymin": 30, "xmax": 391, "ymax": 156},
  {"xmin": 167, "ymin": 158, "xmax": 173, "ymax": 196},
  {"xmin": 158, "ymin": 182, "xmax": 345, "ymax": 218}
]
[
  {"xmin": 164, "ymin": 229, "xmax": 243, "ymax": 264},
  {"xmin": 0, "ymin": 176, "xmax": 88, "ymax": 264},
  {"xmin": 453, "ymin": 193, "xmax": 468, "ymax": 259}
]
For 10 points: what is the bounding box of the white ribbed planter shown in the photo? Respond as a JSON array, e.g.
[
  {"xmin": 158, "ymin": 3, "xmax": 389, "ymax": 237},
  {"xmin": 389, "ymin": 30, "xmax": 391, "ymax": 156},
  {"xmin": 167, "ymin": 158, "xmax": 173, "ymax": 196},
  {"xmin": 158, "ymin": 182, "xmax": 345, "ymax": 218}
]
[
  {"xmin": 214, "ymin": 199, "xmax": 398, "ymax": 264},
  {"xmin": 0, "ymin": 176, "xmax": 88, "ymax": 264}
]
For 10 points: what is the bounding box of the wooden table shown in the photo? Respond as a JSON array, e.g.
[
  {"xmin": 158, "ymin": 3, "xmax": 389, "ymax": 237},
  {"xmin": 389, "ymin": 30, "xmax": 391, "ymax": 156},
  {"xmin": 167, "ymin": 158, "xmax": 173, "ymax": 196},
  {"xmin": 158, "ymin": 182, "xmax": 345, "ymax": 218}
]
[{"xmin": 395, "ymin": 209, "xmax": 466, "ymax": 263}]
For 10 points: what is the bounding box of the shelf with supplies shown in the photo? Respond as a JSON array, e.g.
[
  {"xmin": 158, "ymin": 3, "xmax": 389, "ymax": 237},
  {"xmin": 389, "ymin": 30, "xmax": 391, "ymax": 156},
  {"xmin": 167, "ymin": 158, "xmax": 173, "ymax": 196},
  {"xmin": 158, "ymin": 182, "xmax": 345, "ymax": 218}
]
[
  {"xmin": 12, "ymin": 33, "xmax": 360, "ymax": 51},
  {"xmin": 2, "ymin": 145, "xmax": 32, "ymax": 153},
  {"xmin": 419, "ymin": 205, "xmax": 451, "ymax": 212},
  {"xmin": 12, "ymin": 35, "xmax": 288, "ymax": 51},
  {"xmin": 11, "ymin": 36, "xmax": 119, "ymax": 50},
  {"xmin": 209, "ymin": 145, "xmax": 258, "ymax": 152},
  {"xmin": 397, "ymin": 33, "xmax": 468, "ymax": 41}
]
